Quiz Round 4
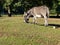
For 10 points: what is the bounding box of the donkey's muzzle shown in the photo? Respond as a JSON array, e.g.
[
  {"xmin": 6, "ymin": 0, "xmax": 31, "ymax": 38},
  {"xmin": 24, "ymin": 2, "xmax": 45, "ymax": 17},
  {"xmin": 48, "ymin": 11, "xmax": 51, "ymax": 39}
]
[{"xmin": 24, "ymin": 19, "xmax": 29, "ymax": 23}]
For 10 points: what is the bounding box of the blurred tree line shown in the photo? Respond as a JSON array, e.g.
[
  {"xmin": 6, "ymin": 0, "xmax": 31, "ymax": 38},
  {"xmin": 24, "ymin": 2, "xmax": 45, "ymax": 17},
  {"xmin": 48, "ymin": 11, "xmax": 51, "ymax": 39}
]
[{"xmin": 0, "ymin": 0, "xmax": 60, "ymax": 17}]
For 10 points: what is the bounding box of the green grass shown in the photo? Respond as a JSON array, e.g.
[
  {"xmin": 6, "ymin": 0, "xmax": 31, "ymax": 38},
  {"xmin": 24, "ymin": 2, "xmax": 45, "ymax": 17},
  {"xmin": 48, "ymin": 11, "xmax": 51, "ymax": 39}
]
[{"xmin": 0, "ymin": 15, "xmax": 60, "ymax": 45}]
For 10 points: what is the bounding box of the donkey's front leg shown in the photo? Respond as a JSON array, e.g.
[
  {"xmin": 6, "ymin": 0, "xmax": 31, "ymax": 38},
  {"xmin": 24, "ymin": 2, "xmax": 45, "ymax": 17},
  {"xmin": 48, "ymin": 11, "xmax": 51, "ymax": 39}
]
[{"xmin": 33, "ymin": 16, "xmax": 37, "ymax": 24}]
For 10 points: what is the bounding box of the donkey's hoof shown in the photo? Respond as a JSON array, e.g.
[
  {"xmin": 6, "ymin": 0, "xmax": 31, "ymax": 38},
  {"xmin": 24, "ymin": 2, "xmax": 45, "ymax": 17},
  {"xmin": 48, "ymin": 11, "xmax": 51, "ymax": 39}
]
[
  {"xmin": 33, "ymin": 22, "xmax": 37, "ymax": 24},
  {"xmin": 45, "ymin": 25, "xmax": 48, "ymax": 26},
  {"xmin": 44, "ymin": 24, "xmax": 48, "ymax": 26}
]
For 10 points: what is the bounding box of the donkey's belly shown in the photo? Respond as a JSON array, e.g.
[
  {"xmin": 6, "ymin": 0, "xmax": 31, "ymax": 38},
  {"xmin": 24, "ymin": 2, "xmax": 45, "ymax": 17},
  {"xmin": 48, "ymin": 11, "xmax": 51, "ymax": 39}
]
[{"xmin": 36, "ymin": 15, "xmax": 41, "ymax": 17}]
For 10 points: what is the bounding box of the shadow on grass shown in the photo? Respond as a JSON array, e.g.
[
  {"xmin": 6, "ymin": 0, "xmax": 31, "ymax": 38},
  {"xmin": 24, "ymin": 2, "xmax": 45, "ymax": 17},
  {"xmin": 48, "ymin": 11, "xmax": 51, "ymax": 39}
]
[
  {"xmin": 49, "ymin": 16, "xmax": 60, "ymax": 18},
  {"xmin": 29, "ymin": 22, "xmax": 43, "ymax": 26},
  {"xmin": 48, "ymin": 24, "xmax": 60, "ymax": 27},
  {"xmin": 29, "ymin": 22, "xmax": 60, "ymax": 28}
]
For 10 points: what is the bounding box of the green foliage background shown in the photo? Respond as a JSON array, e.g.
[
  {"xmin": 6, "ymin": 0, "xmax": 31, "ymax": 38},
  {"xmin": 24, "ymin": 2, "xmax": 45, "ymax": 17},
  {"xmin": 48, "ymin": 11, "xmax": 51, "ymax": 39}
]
[{"xmin": 0, "ymin": 0, "xmax": 60, "ymax": 15}]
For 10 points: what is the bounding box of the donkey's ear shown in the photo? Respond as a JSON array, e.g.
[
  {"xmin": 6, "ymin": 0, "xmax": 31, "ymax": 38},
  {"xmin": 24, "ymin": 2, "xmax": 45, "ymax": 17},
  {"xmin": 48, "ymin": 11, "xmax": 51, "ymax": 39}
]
[
  {"xmin": 24, "ymin": 12, "xmax": 27, "ymax": 16},
  {"xmin": 23, "ymin": 12, "xmax": 26, "ymax": 17},
  {"xmin": 24, "ymin": 12, "xmax": 26, "ymax": 14}
]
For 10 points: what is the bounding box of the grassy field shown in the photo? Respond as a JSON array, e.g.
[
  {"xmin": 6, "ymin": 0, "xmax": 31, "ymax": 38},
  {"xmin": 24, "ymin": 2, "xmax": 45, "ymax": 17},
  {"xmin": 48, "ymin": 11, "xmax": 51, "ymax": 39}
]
[{"xmin": 0, "ymin": 15, "xmax": 60, "ymax": 45}]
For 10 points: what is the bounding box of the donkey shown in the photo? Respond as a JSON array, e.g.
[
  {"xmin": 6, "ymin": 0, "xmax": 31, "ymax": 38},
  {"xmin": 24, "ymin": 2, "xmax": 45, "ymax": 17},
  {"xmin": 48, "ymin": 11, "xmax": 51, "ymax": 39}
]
[{"xmin": 24, "ymin": 5, "xmax": 49, "ymax": 26}]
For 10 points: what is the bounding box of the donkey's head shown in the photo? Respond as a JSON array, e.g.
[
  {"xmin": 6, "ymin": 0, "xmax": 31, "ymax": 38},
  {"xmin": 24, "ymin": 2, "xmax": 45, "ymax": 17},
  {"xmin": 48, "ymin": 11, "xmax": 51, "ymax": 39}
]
[{"xmin": 24, "ymin": 12, "xmax": 30, "ymax": 23}]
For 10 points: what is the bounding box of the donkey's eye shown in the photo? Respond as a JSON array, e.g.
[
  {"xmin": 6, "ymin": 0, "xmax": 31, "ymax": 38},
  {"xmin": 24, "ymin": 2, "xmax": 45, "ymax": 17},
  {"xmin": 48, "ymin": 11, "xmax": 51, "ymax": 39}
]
[{"xmin": 27, "ymin": 13, "xmax": 29, "ymax": 15}]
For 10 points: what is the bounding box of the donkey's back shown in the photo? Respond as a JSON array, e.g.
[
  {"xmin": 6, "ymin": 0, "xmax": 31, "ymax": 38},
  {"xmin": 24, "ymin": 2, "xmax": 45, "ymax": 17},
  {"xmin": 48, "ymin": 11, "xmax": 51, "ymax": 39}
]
[{"xmin": 27, "ymin": 5, "xmax": 49, "ymax": 18}]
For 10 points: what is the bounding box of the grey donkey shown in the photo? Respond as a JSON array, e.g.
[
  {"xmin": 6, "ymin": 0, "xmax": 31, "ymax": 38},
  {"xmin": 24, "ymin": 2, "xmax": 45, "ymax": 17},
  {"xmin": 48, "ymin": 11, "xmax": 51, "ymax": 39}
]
[{"xmin": 24, "ymin": 5, "xmax": 49, "ymax": 26}]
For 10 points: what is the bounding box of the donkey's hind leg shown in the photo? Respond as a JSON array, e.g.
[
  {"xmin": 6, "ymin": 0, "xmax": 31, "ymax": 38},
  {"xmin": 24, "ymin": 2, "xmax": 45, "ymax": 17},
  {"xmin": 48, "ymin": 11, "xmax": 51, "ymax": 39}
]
[{"xmin": 44, "ymin": 16, "xmax": 48, "ymax": 26}]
